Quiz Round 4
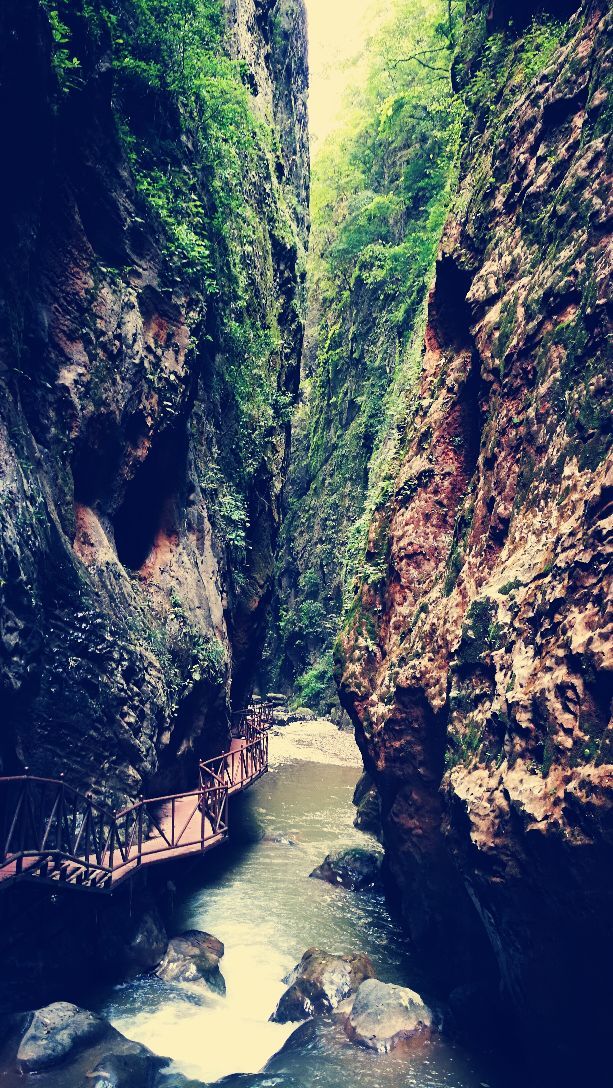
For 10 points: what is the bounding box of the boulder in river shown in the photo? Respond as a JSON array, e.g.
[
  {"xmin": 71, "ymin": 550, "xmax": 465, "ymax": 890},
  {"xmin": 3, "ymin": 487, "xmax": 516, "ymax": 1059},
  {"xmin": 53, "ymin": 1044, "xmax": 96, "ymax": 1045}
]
[
  {"xmin": 310, "ymin": 847, "xmax": 382, "ymax": 890},
  {"xmin": 352, "ymin": 771, "xmax": 373, "ymax": 807},
  {"xmin": 89, "ymin": 1048, "xmax": 165, "ymax": 1088},
  {"xmin": 353, "ymin": 787, "xmax": 382, "ymax": 837},
  {"xmin": 266, "ymin": 692, "xmax": 289, "ymax": 706},
  {"xmin": 17, "ymin": 1002, "xmax": 106, "ymax": 1071},
  {"xmin": 345, "ymin": 979, "xmax": 433, "ymax": 1053},
  {"xmin": 121, "ymin": 909, "xmax": 168, "ymax": 977},
  {"xmin": 271, "ymin": 947, "xmax": 375, "ymax": 1023},
  {"xmin": 155, "ymin": 930, "xmax": 226, "ymax": 995},
  {"xmin": 14, "ymin": 1001, "xmax": 165, "ymax": 1081}
]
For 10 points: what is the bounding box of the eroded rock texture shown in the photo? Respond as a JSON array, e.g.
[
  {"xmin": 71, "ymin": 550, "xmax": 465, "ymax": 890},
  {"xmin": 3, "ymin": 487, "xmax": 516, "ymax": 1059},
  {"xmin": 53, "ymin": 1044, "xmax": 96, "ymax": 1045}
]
[
  {"xmin": 0, "ymin": 0, "xmax": 308, "ymax": 802},
  {"xmin": 339, "ymin": 0, "xmax": 612, "ymax": 1067}
]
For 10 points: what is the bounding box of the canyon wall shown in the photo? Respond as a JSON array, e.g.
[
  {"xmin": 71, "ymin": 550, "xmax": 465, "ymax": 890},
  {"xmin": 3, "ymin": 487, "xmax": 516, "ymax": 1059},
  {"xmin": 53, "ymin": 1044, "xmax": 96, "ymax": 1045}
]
[
  {"xmin": 0, "ymin": 0, "xmax": 308, "ymax": 803},
  {"xmin": 265, "ymin": 1, "xmax": 459, "ymax": 718},
  {"xmin": 339, "ymin": 0, "xmax": 612, "ymax": 1069}
]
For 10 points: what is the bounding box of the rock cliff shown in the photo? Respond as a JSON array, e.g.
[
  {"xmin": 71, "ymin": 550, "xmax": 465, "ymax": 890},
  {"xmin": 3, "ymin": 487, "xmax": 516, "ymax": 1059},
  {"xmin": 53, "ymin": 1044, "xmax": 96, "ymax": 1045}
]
[
  {"xmin": 0, "ymin": 0, "xmax": 308, "ymax": 802},
  {"xmin": 265, "ymin": 1, "xmax": 458, "ymax": 719},
  {"xmin": 339, "ymin": 0, "xmax": 612, "ymax": 1070}
]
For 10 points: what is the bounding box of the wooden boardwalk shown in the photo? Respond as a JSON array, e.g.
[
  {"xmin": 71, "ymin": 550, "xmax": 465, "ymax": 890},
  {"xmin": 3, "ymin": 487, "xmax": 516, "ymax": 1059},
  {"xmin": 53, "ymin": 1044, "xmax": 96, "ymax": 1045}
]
[{"xmin": 0, "ymin": 706, "xmax": 270, "ymax": 894}]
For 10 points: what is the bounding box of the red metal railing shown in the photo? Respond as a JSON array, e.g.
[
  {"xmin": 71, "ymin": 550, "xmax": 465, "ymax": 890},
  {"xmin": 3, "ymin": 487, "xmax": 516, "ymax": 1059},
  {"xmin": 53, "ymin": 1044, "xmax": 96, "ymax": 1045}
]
[
  {"xmin": 200, "ymin": 731, "xmax": 269, "ymax": 793},
  {"xmin": 0, "ymin": 702, "xmax": 271, "ymax": 893}
]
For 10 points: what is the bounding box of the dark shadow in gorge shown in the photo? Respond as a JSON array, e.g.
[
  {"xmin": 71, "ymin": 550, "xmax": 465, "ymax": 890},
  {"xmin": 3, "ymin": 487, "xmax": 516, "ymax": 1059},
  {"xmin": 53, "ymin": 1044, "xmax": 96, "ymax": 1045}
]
[{"xmin": 112, "ymin": 424, "xmax": 188, "ymax": 573}]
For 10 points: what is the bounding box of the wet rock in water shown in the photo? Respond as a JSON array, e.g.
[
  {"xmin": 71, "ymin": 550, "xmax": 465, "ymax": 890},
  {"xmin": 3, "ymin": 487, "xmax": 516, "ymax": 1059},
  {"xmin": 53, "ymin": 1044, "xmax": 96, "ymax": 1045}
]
[
  {"xmin": 352, "ymin": 771, "xmax": 373, "ymax": 807},
  {"xmin": 353, "ymin": 787, "xmax": 382, "ymax": 837},
  {"xmin": 310, "ymin": 847, "xmax": 383, "ymax": 890},
  {"xmin": 123, "ymin": 910, "xmax": 168, "ymax": 976},
  {"xmin": 274, "ymin": 1018, "xmax": 318, "ymax": 1052},
  {"xmin": 17, "ymin": 1002, "xmax": 106, "ymax": 1071},
  {"xmin": 286, "ymin": 707, "xmax": 317, "ymax": 723},
  {"xmin": 262, "ymin": 833, "xmax": 300, "ymax": 847},
  {"xmin": 345, "ymin": 979, "xmax": 433, "ymax": 1053},
  {"xmin": 329, "ymin": 705, "xmax": 353, "ymax": 731},
  {"xmin": 90, "ymin": 1049, "xmax": 166, "ymax": 1087},
  {"xmin": 271, "ymin": 948, "xmax": 375, "ymax": 1023},
  {"xmin": 272, "ymin": 708, "xmax": 290, "ymax": 727},
  {"xmin": 155, "ymin": 931, "xmax": 226, "ymax": 995},
  {"xmin": 14, "ymin": 1002, "xmax": 163, "ymax": 1079}
]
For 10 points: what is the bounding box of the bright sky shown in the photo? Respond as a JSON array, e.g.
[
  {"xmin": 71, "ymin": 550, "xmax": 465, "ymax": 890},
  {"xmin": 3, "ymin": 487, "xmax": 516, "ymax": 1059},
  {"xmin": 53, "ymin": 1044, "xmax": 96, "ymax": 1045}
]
[{"xmin": 305, "ymin": 0, "xmax": 378, "ymax": 151}]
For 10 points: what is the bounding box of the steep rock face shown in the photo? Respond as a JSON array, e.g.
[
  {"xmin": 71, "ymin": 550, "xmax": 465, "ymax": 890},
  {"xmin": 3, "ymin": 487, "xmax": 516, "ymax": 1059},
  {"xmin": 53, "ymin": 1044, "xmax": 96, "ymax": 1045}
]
[
  {"xmin": 339, "ymin": 0, "xmax": 612, "ymax": 1066},
  {"xmin": 0, "ymin": 0, "xmax": 308, "ymax": 801},
  {"xmin": 265, "ymin": 2, "xmax": 459, "ymax": 717}
]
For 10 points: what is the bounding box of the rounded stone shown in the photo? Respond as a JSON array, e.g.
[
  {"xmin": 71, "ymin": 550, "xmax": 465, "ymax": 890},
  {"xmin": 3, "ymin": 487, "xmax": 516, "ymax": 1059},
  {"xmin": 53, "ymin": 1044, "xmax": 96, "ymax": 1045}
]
[
  {"xmin": 16, "ymin": 1002, "xmax": 106, "ymax": 1071},
  {"xmin": 345, "ymin": 978, "xmax": 433, "ymax": 1053},
  {"xmin": 155, "ymin": 930, "xmax": 226, "ymax": 995},
  {"xmin": 310, "ymin": 847, "xmax": 383, "ymax": 890},
  {"xmin": 271, "ymin": 947, "xmax": 375, "ymax": 1023}
]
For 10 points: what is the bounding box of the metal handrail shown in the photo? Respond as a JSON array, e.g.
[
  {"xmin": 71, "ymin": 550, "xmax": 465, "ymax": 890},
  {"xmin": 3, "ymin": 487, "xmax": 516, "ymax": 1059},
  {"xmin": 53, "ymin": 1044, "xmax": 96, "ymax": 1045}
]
[{"xmin": 0, "ymin": 703, "xmax": 269, "ymax": 892}]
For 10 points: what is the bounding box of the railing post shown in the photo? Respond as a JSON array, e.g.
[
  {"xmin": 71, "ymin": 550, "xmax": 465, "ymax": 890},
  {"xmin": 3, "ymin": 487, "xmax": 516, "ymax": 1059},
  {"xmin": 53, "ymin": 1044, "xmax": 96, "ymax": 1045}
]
[
  {"xmin": 137, "ymin": 800, "xmax": 143, "ymax": 865},
  {"xmin": 109, "ymin": 814, "xmax": 116, "ymax": 872},
  {"xmin": 84, "ymin": 796, "xmax": 92, "ymax": 880}
]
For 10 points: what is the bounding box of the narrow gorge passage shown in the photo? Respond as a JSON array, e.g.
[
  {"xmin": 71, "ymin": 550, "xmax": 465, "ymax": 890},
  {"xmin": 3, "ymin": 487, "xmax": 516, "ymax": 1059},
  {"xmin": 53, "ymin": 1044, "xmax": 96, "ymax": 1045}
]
[
  {"xmin": 0, "ymin": 1, "xmax": 611, "ymax": 1087},
  {"xmin": 93, "ymin": 722, "xmax": 513, "ymax": 1088}
]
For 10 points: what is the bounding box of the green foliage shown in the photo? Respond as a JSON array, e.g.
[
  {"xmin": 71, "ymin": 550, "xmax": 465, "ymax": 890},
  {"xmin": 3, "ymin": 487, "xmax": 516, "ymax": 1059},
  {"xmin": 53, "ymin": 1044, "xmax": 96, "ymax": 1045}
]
[
  {"xmin": 41, "ymin": 1, "xmax": 82, "ymax": 89},
  {"xmin": 456, "ymin": 598, "xmax": 503, "ymax": 665},
  {"xmin": 499, "ymin": 578, "xmax": 522, "ymax": 595},
  {"xmin": 40, "ymin": 0, "xmax": 303, "ymax": 606},
  {"xmin": 464, "ymin": 14, "xmax": 567, "ymax": 139},
  {"xmin": 267, "ymin": 2, "xmax": 463, "ymax": 700},
  {"xmin": 445, "ymin": 716, "xmax": 484, "ymax": 769},
  {"xmin": 311, "ymin": 0, "xmax": 462, "ymax": 322},
  {"xmin": 294, "ymin": 652, "xmax": 336, "ymax": 711}
]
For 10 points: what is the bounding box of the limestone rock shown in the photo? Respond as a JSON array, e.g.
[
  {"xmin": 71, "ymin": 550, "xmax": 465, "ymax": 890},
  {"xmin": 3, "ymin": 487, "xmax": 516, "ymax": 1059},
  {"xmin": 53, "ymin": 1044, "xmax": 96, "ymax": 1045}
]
[
  {"xmin": 14, "ymin": 1001, "xmax": 166, "ymax": 1083},
  {"xmin": 271, "ymin": 948, "xmax": 375, "ymax": 1023},
  {"xmin": 287, "ymin": 707, "xmax": 317, "ymax": 723},
  {"xmin": 353, "ymin": 787, "xmax": 382, "ymax": 837},
  {"xmin": 337, "ymin": 0, "xmax": 613, "ymax": 1068},
  {"xmin": 89, "ymin": 1049, "xmax": 166, "ymax": 1088},
  {"xmin": 0, "ymin": 0, "xmax": 308, "ymax": 807},
  {"xmin": 345, "ymin": 979, "xmax": 433, "ymax": 1053},
  {"xmin": 155, "ymin": 931, "xmax": 225, "ymax": 995},
  {"xmin": 310, "ymin": 847, "xmax": 383, "ymax": 890},
  {"xmin": 17, "ymin": 1003, "xmax": 106, "ymax": 1071},
  {"xmin": 352, "ymin": 771, "xmax": 373, "ymax": 807},
  {"xmin": 124, "ymin": 911, "xmax": 168, "ymax": 976}
]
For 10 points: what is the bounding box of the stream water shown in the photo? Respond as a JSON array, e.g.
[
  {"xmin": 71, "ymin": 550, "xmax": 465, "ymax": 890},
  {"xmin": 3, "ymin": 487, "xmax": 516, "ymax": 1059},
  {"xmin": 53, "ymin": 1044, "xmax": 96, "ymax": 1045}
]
[{"xmin": 98, "ymin": 721, "xmax": 512, "ymax": 1088}]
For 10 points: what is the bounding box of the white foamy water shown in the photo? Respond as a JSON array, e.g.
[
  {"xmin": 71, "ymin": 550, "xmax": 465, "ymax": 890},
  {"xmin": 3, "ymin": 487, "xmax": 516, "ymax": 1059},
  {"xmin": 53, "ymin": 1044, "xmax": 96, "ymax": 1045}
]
[{"xmin": 98, "ymin": 719, "xmax": 508, "ymax": 1088}]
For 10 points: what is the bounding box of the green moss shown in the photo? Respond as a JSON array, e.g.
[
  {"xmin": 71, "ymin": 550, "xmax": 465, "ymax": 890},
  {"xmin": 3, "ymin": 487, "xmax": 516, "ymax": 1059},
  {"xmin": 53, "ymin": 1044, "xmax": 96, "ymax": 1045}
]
[
  {"xmin": 499, "ymin": 578, "xmax": 522, "ymax": 595},
  {"xmin": 449, "ymin": 690, "xmax": 474, "ymax": 715},
  {"xmin": 445, "ymin": 716, "xmax": 484, "ymax": 769},
  {"xmin": 496, "ymin": 293, "xmax": 519, "ymax": 371},
  {"xmin": 443, "ymin": 499, "xmax": 475, "ymax": 597},
  {"xmin": 456, "ymin": 598, "xmax": 502, "ymax": 665}
]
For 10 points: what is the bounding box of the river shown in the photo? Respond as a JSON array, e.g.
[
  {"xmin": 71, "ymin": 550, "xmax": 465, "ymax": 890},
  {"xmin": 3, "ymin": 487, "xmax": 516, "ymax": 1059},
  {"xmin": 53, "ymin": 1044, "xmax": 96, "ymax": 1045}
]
[{"xmin": 98, "ymin": 720, "xmax": 512, "ymax": 1088}]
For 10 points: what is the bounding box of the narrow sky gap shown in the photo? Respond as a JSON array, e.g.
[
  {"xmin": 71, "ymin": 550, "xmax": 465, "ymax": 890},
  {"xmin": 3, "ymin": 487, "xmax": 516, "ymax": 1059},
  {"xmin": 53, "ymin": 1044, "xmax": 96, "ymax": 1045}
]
[{"xmin": 305, "ymin": 0, "xmax": 376, "ymax": 149}]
